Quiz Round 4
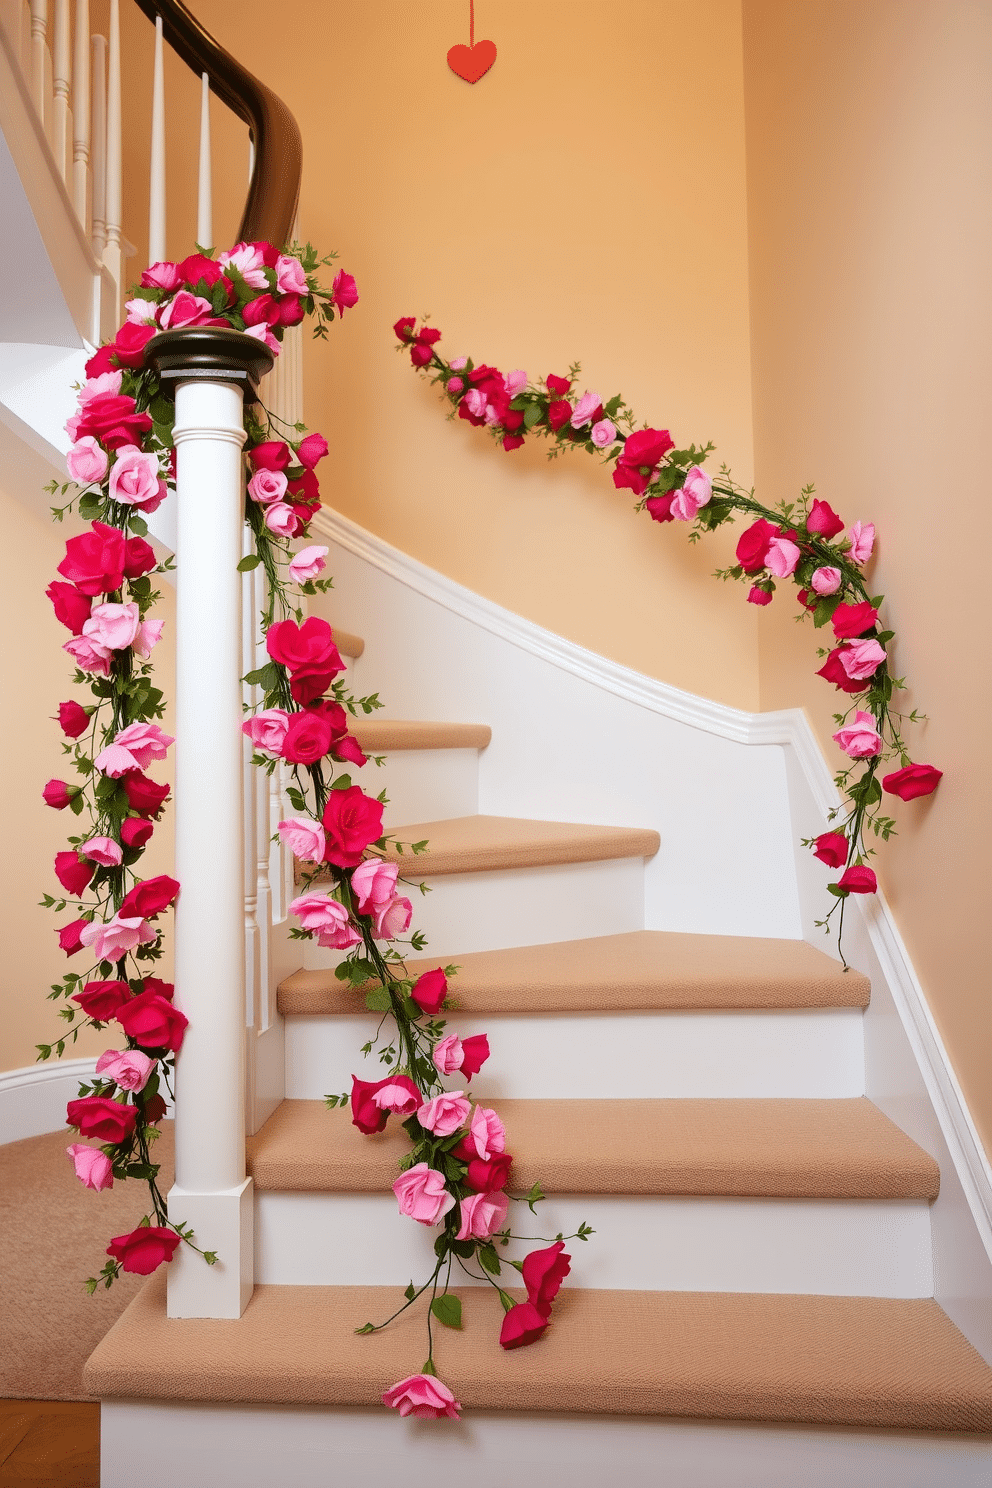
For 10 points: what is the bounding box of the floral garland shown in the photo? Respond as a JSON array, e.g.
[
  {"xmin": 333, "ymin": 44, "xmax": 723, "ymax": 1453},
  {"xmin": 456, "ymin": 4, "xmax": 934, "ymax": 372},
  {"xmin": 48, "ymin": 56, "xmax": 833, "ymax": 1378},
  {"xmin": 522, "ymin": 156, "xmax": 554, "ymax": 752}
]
[
  {"xmin": 394, "ymin": 317, "xmax": 943, "ymax": 961},
  {"xmin": 42, "ymin": 246, "xmax": 586, "ymax": 1422}
]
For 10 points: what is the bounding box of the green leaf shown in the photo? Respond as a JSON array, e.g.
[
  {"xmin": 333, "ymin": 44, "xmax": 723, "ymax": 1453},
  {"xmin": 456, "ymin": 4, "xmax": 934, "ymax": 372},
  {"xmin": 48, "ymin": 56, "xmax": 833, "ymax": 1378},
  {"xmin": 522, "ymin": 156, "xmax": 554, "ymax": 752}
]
[
  {"xmin": 354, "ymin": 1322, "xmax": 375, "ymax": 1335},
  {"xmin": 523, "ymin": 403, "xmax": 544, "ymax": 430},
  {"xmin": 77, "ymin": 492, "xmax": 102, "ymax": 520},
  {"xmin": 430, "ymin": 1294, "xmax": 462, "ymax": 1329},
  {"xmin": 237, "ymin": 554, "xmax": 262, "ymax": 572},
  {"xmin": 404, "ymin": 1282, "xmax": 416, "ymax": 1301},
  {"xmin": 364, "ymin": 986, "xmax": 391, "ymax": 1012},
  {"xmin": 827, "ymin": 883, "xmax": 849, "ymax": 898},
  {"xmin": 244, "ymin": 663, "xmax": 280, "ymax": 690},
  {"xmin": 478, "ymin": 1243, "xmax": 502, "ymax": 1276},
  {"xmin": 330, "ymin": 774, "xmax": 353, "ymax": 792},
  {"xmin": 129, "ymin": 515, "xmax": 148, "ymax": 536}
]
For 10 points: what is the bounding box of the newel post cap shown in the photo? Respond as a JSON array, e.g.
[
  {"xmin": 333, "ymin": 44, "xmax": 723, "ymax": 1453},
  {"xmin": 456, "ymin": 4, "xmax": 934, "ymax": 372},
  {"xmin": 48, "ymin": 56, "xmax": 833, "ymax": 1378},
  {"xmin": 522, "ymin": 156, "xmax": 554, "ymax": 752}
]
[{"xmin": 144, "ymin": 327, "xmax": 275, "ymax": 403}]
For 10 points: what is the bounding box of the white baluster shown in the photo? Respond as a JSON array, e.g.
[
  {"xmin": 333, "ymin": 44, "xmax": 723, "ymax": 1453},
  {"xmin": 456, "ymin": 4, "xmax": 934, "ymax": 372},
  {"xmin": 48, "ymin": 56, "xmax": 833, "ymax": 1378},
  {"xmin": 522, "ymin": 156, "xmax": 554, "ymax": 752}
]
[
  {"xmin": 103, "ymin": 0, "xmax": 121, "ymax": 317},
  {"xmin": 51, "ymin": 0, "xmax": 69, "ymax": 177},
  {"xmin": 89, "ymin": 31, "xmax": 105, "ymax": 259},
  {"xmin": 72, "ymin": 0, "xmax": 90, "ymax": 228},
  {"xmin": 242, "ymin": 537, "xmax": 262, "ymax": 1049},
  {"xmin": 148, "ymin": 13, "xmax": 166, "ymax": 265},
  {"xmin": 197, "ymin": 71, "xmax": 212, "ymax": 249},
  {"xmin": 28, "ymin": 0, "xmax": 46, "ymax": 118}
]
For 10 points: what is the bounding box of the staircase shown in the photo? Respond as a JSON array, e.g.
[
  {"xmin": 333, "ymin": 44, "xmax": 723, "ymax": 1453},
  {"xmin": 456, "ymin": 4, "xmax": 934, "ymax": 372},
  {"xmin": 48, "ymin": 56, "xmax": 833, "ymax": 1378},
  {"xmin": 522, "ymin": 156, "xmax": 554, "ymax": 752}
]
[{"xmin": 83, "ymin": 610, "xmax": 992, "ymax": 1486}]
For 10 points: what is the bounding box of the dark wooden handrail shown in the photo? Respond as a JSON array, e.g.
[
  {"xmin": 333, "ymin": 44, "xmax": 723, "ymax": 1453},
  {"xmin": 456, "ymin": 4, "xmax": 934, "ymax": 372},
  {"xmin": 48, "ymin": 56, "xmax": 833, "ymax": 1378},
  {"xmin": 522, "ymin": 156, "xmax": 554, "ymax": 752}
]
[{"xmin": 131, "ymin": 0, "xmax": 302, "ymax": 250}]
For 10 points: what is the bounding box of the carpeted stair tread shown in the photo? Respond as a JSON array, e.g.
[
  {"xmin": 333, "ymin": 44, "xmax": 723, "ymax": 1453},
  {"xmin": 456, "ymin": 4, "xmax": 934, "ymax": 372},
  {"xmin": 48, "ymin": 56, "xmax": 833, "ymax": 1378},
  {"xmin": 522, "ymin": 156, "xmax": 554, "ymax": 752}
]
[
  {"xmin": 82, "ymin": 1272, "xmax": 992, "ymax": 1431},
  {"xmin": 333, "ymin": 628, "xmax": 364, "ymax": 659},
  {"xmin": 245, "ymin": 1097, "xmax": 938, "ymax": 1199},
  {"xmin": 377, "ymin": 815, "xmax": 661, "ymax": 877},
  {"xmin": 279, "ymin": 930, "xmax": 869, "ymax": 1015},
  {"xmin": 350, "ymin": 719, "xmax": 492, "ymax": 751}
]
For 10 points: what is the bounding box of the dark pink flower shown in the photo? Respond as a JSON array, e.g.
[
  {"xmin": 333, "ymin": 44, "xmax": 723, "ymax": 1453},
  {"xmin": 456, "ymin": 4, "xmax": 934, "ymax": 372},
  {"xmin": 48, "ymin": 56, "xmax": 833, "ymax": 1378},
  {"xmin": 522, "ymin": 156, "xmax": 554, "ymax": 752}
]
[
  {"xmin": 106, "ymin": 1226, "xmax": 180, "ymax": 1275},
  {"xmin": 882, "ymin": 764, "xmax": 943, "ymax": 801},
  {"xmin": 735, "ymin": 518, "xmax": 780, "ymax": 574},
  {"xmin": 812, "ymin": 832, "xmax": 848, "ymax": 868},
  {"xmin": 836, "ymin": 864, "xmax": 877, "ymax": 894},
  {"xmin": 612, "ymin": 428, "xmax": 675, "ymax": 496},
  {"xmin": 499, "ymin": 1301, "xmax": 549, "ymax": 1350}
]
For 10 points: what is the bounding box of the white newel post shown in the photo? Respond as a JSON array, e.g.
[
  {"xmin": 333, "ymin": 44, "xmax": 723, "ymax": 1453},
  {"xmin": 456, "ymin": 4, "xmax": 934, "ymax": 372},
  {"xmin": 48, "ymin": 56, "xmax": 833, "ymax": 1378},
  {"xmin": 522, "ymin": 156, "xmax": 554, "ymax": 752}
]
[{"xmin": 147, "ymin": 329, "xmax": 274, "ymax": 1320}]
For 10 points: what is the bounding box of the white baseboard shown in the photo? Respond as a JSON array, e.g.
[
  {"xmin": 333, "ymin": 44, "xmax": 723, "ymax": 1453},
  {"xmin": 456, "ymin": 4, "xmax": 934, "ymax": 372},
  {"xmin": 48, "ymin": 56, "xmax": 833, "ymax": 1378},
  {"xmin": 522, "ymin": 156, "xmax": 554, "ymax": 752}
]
[{"xmin": 0, "ymin": 1056, "xmax": 97, "ymax": 1144}]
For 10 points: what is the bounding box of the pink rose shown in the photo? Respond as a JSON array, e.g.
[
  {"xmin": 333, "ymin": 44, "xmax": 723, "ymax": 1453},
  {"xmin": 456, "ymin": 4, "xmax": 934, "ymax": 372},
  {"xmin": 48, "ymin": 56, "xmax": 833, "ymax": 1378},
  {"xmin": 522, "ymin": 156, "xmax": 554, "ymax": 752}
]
[
  {"xmin": 417, "ymin": 1091, "xmax": 471, "ymax": 1137},
  {"xmin": 63, "ymin": 634, "xmax": 112, "ymax": 677},
  {"xmin": 590, "ymin": 418, "xmax": 618, "ymax": 448},
  {"xmin": 275, "ymin": 253, "xmax": 308, "ymax": 295},
  {"xmin": 219, "ymin": 242, "xmax": 270, "ymax": 287},
  {"xmin": 95, "ymin": 1047, "xmax": 155, "ymax": 1092},
  {"xmin": 80, "ymin": 836, "xmax": 123, "ymax": 867},
  {"xmin": 455, "ymin": 1188, "xmax": 509, "ymax": 1241},
  {"xmin": 432, "ymin": 1034, "xmax": 463, "ymax": 1076},
  {"xmin": 383, "ymin": 1374, "xmax": 461, "ymax": 1420},
  {"xmin": 467, "ymin": 1104, "xmax": 506, "ymax": 1160},
  {"xmin": 158, "ymin": 291, "xmax": 216, "ymax": 329},
  {"xmin": 289, "ymin": 891, "xmax": 351, "ymax": 935},
  {"xmin": 141, "ymin": 260, "xmax": 181, "ymax": 291},
  {"xmin": 278, "ymin": 817, "xmax": 326, "ymax": 862},
  {"xmin": 505, "ymin": 370, "xmax": 527, "ymax": 397},
  {"xmin": 393, "ymin": 1163, "xmax": 456, "ymax": 1226},
  {"xmin": 83, "ymin": 600, "xmax": 140, "ymax": 652},
  {"xmin": 765, "ymin": 536, "xmax": 802, "ymax": 578},
  {"xmin": 245, "ymin": 322, "xmax": 281, "ymax": 354},
  {"xmin": 810, "ymin": 566, "xmax": 842, "ymax": 595},
  {"xmin": 124, "ymin": 297, "xmax": 159, "ymax": 325},
  {"xmin": 570, "ymin": 391, "xmax": 603, "ymax": 429},
  {"xmin": 80, "ymin": 913, "xmax": 157, "ymax": 961},
  {"xmin": 247, "ymin": 469, "xmax": 288, "ymax": 505},
  {"xmin": 288, "ymin": 545, "xmax": 328, "ymax": 583},
  {"xmin": 242, "ymin": 709, "xmax": 290, "ymax": 757},
  {"xmin": 670, "ymin": 466, "xmax": 713, "ymax": 522},
  {"xmin": 133, "ymin": 617, "xmax": 163, "ymax": 660},
  {"xmin": 77, "ymin": 370, "xmax": 123, "ymax": 405},
  {"xmin": 847, "ymin": 521, "xmax": 875, "ymax": 564},
  {"xmin": 449, "ymin": 357, "xmax": 468, "ymax": 371},
  {"xmin": 66, "ymin": 1143, "xmax": 113, "ymax": 1190},
  {"xmin": 446, "ymin": 376, "xmax": 465, "ymax": 395},
  {"xmin": 832, "ymin": 710, "xmax": 883, "ymax": 759},
  {"xmin": 464, "ymin": 387, "xmax": 487, "ymax": 420},
  {"xmin": 264, "ymin": 502, "xmax": 301, "ymax": 537},
  {"xmin": 839, "ymin": 637, "xmax": 886, "ymax": 682},
  {"xmin": 109, "ymin": 446, "xmax": 167, "ymax": 512},
  {"xmin": 370, "ymin": 1076, "xmax": 422, "ymax": 1116},
  {"xmin": 735, "ymin": 518, "xmax": 781, "ymax": 573},
  {"xmin": 373, "ymin": 894, "xmax": 412, "ymax": 939},
  {"xmin": 67, "ymin": 437, "xmax": 109, "ymax": 485},
  {"xmin": 107, "ymin": 722, "xmax": 173, "ymax": 772},
  {"xmin": 351, "ymin": 858, "xmax": 398, "ymax": 915}
]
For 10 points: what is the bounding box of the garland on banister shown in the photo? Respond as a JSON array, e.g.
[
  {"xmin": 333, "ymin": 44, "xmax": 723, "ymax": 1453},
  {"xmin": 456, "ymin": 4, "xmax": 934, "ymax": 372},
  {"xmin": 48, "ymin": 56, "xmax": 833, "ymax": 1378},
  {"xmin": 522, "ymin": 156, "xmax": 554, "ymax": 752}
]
[
  {"xmin": 42, "ymin": 245, "xmax": 586, "ymax": 1423},
  {"xmin": 394, "ymin": 316, "xmax": 943, "ymax": 961}
]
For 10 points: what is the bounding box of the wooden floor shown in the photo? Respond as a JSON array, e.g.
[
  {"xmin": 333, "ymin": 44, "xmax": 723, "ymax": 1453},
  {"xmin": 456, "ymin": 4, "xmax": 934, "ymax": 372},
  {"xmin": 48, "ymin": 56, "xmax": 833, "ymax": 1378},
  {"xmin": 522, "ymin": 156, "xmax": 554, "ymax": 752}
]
[{"xmin": 0, "ymin": 1401, "xmax": 98, "ymax": 1487}]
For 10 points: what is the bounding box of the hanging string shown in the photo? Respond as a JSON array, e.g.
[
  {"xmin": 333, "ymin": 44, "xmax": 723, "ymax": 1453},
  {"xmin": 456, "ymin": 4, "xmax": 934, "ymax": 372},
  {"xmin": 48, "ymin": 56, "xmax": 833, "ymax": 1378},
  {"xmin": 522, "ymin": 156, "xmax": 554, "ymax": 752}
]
[{"xmin": 470, "ymin": 0, "xmax": 475, "ymax": 47}]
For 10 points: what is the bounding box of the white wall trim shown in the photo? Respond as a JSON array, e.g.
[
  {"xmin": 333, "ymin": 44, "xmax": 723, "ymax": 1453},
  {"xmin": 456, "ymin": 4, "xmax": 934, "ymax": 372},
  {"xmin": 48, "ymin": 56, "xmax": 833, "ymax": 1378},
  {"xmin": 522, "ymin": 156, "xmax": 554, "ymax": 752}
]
[
  {"xmin": 314, "ymin": 503, "xmax": 992, "ymax": 1271},
  {"xmin": 0, "ymin": 1056, "xmax": 97, "ymax": 1145}
]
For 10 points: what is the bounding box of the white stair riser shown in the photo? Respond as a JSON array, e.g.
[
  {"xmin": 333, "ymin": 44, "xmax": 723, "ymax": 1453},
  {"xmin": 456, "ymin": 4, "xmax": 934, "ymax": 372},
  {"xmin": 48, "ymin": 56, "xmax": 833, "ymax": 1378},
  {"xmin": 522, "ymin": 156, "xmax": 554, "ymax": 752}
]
[
  {"xmin": 354, "ymin": 747, "xmax": 480, "ymax": 825},
  {"xmin": 255, "ymin": 1192, "xmax": 933, "ymax": 1298},
  {"xmin": 301, "ymin": 857, "xmax": 646, "ymax": 968},
  {"xmin": 286, "ymin": 1009, "xmax": 866, "ymax": 1100}
]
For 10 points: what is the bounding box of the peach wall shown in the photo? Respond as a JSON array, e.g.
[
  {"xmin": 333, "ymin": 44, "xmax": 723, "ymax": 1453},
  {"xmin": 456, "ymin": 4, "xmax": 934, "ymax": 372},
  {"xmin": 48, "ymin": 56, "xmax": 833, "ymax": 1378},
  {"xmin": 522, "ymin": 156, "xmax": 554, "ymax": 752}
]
[
  {"xmin": 170, "ymin": 0, "xmax": 760, "ymax": 709},
  {"xmin": 742, "ymin": 1, "xmax": 992, "ymax": 1148}
]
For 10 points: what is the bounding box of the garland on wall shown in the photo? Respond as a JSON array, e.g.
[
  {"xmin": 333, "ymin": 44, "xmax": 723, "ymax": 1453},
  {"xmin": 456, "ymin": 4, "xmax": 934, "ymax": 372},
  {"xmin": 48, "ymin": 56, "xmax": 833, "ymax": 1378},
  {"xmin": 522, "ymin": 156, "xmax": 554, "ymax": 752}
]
[
  {"xmin": 393, "ymin": 317, "xmax": 943, "ymax": 960},
  {"xmin": 42, "ymin": 244, "xmax": 584, "ymax": 1421}
]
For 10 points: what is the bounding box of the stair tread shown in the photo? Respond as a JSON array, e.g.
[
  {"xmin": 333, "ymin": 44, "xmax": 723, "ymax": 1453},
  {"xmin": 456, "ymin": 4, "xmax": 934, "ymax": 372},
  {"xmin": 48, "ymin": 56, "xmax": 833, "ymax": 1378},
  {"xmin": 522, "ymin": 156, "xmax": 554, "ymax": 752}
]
[
  {"xmin": 380, "ymin": 815, "xmax": 661, "ymax": 876},
  {"xmin": 333, "ymin": 628, "xmax": 364, "ymax": 659},
  {"xmin": 279, "ymin": 930, "xmax": 869, "ymax": 1015},
  {"xmin": 83, "ymin": 1272, "xmax": 992, "ymax": 1430},
  {"xmin": 245, "ymin": 1097, "xmax": 939, "ymax": 1199},
  {"xmin": 350, "ymin": 718, "xmax": 492, "ymax": 751}
]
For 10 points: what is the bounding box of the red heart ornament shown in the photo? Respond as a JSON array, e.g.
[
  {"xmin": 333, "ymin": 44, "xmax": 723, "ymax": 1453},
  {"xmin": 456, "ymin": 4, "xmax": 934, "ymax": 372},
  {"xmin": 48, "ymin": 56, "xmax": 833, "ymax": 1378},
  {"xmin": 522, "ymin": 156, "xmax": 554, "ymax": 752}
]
[{"xmin": 447, "ymin": 39, "xmax": 497, "ymax": 83}]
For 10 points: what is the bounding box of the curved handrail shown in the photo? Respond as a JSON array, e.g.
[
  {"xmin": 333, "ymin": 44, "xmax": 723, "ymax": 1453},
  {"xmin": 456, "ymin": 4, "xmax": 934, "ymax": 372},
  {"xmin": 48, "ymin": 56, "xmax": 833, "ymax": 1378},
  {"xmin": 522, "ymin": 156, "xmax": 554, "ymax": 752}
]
[{"xmin": 131, "ymin": 0, "xmax": 302, "ymax": 249}]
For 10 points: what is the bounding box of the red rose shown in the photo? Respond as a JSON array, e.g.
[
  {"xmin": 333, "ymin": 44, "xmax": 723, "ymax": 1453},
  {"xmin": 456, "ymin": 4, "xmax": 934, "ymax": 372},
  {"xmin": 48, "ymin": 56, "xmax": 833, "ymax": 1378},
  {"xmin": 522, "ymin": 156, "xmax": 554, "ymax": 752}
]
[
  {"xmin": 111, "ymin": 323, "xmax": 156, "ymax": 370},
  {"xmin": 812, "ymin": 832, "xmax": 848, "ymax": 868},
  {"xmin": 735, "ymin": 518, "xmax": 781, "ymax": 574},
  {"xmin": 176, "ymin": 251, "xmax": 223, "ymax": 287},
  {"xmin": 522, "ymin": 1240, "xmax": 571, "ymax": 1318},
  {"xmin": 546, "ymin": 400, "xmax": 572, "ymax": 433},
  {"xmin": 460, "ymin": 1034, "xmax": 490, "ymax": 1080},
  {"xmin": 58, "ymin": 521, "xmax": 128, "ymax": 596},
  {"xmin": 106, "ymin": 1225, "xmax": 181, "ymax": 1275},
  {"xmin": 612, "ymin": 428, "xmax": 675, "ymax": 496},
  {"xmin": 141, "ymin": 976, "xmax": 174, "ymax": 1001},
  {"xmin": 350, "ymin": 1074, "xmax": 397, "ymax": 1135},
  {"xmin": 796, "ymin": 588, "xmax": 818, "ymax": 611},
  {"xmin": 84, "ymin": 344, "xmax": 117, "ymax": 377},
  {"xmin": 57, "ymin": 919, "xmax": 87, "ymax": 954},
  {"xmin": 67, "ymin": 1096, "xmax": 137, "ymax": 1142},
  {"xmin": 54, "ymin": 851, "xmax": 94, "ymax": 897},
  {"xmin": 837, "ymin": 864, "xmax": 877, "ymax": 894},
  {"xmin": 333, "ymin": 733, "xmax": 369, "ymax": 768},
  {"xmin": 123, "ymin": 536, "xmax": 157, "ymax": 579},
  {"xmin": 831, "ymin": 601, "xmax": 879, "ymax": 639},
  {"xmin": 747, "ymin": 585, "xmax": 773, "ymax": 606},
  {"xmin": 116, "ymin": 991, "xmax": 188, "ymax": 1052},
  {"xmin": 882, "ymin": 764, "xmax": 942, "ymax": 800},
  {"xmin": 806, "ymin": 499, "xmax": 845, "ymax": 539},
  {"xmin": 143, "ymin": 1093, "xmax": 168, "ymax": 1124},
  {"xmin": 502, "ymin": 434, "xmax": 525, "ymax": 452},
  {"xmin": 305, "ymin": 699, "xmax": 349, "ymax": 740},
  {"xmin": 281, "ymin": 711, "xmax": 333, "ymax": 765},
  {"xmin": 330, "ymin": 271, "xmax": 359, "ymax": 314},
  {"xmin": 393, "ymin": 316, "xmax": 417, "ymax": 343},
  {"xmin": 57, "ymin": 701, "xmax": 91, "ymax": 738},
  {"xmin": 289, "ymin": 667, "xmax": 340, "ymax": 706},
  {"xmin": 278, "ymin": 295, "xmax": 305, "ymax": 326},
  {"xmin": 410, "ymin": 342, "xmax": 433, "ymax": 368},
  {"xmin": 43, "ymin": 779, "xmax": 77, "ymax": 809},
  {"xmin": 266, "ymin": 616, "xmax": 343, "ymax": 676},
  {"xmin": 499, "ymin": 1301, "xmax": 548, "ymax": 1350},
  {"xmin": 123, "ymin": 773, "xmax": 171, "ymax": 817},
  {"xmin": 249, "ymin": 440, "xmax": 291, "ymax": 472},
  {"xmin": 74, "ymin": 394, "xmax": 153, "ymax": 450},
  {"xmin": 298, "ymin": 433, "xmax": 329, "ymax": 469},
  {"xmin": 287, "ymin": 469, "xmax": 320, "ymax": 505},
  {"xmin": 463, "ymin": 1151, "xmax": 513, "ymax": 1193},
  {"xmin": 321, "ymin": 786, "xmax": 384, "ymax": 868},
  {"xmin": 242, "ymin": 293, "xmax": 279, "ymax": 327},
  {"xmin": 46, "ymin": 580, "xmax": 92, "ymax": 633},
  {"xmin": 118, "ymin": 874, "xmax": 180, "ymax": 920},
  {"xmin": 816, "ymin": 648, "xmax": 865, "ymax": 695},
  {"xmin": 645, "ymin": 494, "xmax": 675, "ymax": 523},
  {"xmin": 545, "ymin": 374, "xmax": 572, "ymax": 395},
  {"xmin": 121, "ymin": 816, "xmax": 154, "ymax": 849},
  {"xmin": 72, "ymin": 980, "xmax": 131, "ymax": 1020},
  {"xmin": 410, "ymin": 967, "xmax": 447, "ymax": 1015}
]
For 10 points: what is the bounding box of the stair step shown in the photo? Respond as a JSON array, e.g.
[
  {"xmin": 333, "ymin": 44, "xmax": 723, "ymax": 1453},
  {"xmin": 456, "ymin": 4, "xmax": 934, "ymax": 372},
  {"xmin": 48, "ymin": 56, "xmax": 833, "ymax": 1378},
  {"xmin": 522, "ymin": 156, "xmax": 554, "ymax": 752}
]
[
  {"xmin": 280, "ymin": 931, "xmax": 869, "ymax": 1016},
  {"xmin": 333, "ymin": 628, "xmax": 364, "ymax": 659},
  {"xmin": 245, "ymin": 1097, "xmax": 939, "ymax": 1200},
  {"xmin": 84, "ymin": 1272, "xmax": 992, "ymax": 1432},
  {"xmin": 350, "ymin": 719, "xmax": 491, "ymax": 751},
  {"xmin": 379, "ymin": 815, "xmax": 661, "ymax": 877}
]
